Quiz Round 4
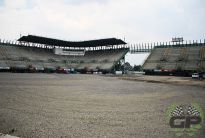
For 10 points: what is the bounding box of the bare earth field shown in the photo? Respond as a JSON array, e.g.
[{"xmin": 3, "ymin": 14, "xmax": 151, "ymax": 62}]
[
  {"xmin": 118, "ymin": 75, "xmax": 205, "ymax": 88},
  {"xmin": 0, "ymin": 73, "xmax": 205, "ymax": 138}
]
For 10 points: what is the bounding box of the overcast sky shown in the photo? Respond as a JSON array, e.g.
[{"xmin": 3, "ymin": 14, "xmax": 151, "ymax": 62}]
[{"xmin": 0, "ymin": 0, "xmax": 205, "ymax": 65}]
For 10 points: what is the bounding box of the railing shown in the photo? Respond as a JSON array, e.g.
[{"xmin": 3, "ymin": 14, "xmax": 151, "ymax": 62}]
[
  {"xmin": 1, "ymin": 38, "xmax": 205, "ymax": 53},
  {"xmin": 129, "ymin": 39, "xmax": 205, "ymax": 53}
]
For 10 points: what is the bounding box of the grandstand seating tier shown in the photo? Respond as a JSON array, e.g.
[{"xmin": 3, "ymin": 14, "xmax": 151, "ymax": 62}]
[
  {"xmin": 0, "ymin": 44, "xmax": 128, "ymax": 71},
  {"xmin": 143, "ymin": 45, "xmax": 205, "ymax": 72}
]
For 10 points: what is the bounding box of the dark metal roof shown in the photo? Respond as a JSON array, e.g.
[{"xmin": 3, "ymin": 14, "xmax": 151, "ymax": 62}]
[{"xmin": 18, "ymin": 35, "xmax": 127, "ymax": 47}]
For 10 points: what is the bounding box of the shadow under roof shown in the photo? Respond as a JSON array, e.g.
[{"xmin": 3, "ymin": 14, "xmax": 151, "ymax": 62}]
[{"xmin": 18, "ymin": 35, "xmax": 127, "ymax": 47}]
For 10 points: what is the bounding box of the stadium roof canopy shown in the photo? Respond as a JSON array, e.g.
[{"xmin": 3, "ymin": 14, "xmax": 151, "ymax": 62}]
[{"xmin": 18, "ymin": 35, "xmax": 127, "ymax": 47}]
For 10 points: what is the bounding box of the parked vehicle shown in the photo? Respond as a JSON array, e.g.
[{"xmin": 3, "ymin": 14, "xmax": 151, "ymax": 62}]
[
  {"xmin": 56, "ymin": 67, "xmax": 69, "ymax": 74},
  {"xmin": 192, "ymin": 72, "xmax": 205, "ymax": 79}
]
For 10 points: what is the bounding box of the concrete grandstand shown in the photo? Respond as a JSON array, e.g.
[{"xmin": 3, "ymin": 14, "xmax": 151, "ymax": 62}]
[
  {"xmin": 0, "ymin": 35, "xmax": 129, "ymax": 73},
  {"xmin": 1, "ymin": 35, "xmax": 205, "ymax": 76},
  {"xmin": 143, "ymin": 41, "xmax": 205, "ymax": 76}
]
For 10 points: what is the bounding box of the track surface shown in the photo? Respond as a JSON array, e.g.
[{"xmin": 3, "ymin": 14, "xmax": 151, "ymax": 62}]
[{"xmin": 0, "ymin": 73, "xmax": 205, "ymax": 138}]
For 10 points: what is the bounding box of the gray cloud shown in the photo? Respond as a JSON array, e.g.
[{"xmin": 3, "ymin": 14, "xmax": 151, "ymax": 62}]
[{"xmin": 63, "ymin": 0, "xmax": 108, "ymax": 5}]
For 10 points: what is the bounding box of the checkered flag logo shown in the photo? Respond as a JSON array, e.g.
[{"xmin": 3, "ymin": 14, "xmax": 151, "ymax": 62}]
[
  {"xmin": 171, "ymin": 106, "xmax": 184, "ymax": 116},
  {"xmin": 187, "ymin": 106, "xmax": 200, "ymax": 116}
]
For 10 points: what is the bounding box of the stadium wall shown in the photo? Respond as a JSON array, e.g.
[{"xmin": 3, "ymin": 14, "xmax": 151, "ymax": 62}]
[
  {"xmin": 143, "ymin": 44, "xmax": 205, "ymax": 76},
  {"xmin": 0, "ymin": 42, "xmax": 129, "ymax": 73}
]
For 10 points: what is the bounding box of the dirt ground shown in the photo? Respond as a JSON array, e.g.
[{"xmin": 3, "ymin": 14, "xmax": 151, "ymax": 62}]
[
  {"xmin": 0, "ymin": 73, "xmax": 205, "ymax": 138},
  {"xmin": 118, "ymin": 75, "xmax": 205, "ymax": 88}
]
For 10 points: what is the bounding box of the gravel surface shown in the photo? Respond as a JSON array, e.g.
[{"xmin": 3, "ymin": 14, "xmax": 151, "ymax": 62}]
[
  {"xmin": 119, "ymin": 75, "xmax": 205, "ymax": 88},
  {"xmin": 0, "ymin": 73, "xmax": 205, "ymax": 138}
]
